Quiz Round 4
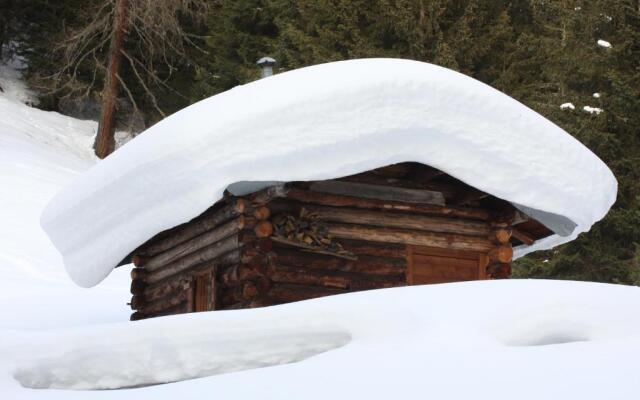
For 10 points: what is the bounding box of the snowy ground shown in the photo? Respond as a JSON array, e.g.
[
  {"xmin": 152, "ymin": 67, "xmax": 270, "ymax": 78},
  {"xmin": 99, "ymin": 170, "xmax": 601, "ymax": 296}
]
[{"xmin": 1, "ymin": 66, "xmax": 639, "ymax": 399}]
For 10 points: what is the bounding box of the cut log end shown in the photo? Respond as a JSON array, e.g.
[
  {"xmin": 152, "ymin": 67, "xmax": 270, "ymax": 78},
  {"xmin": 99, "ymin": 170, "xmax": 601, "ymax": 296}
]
[
  {"xmin": 254, "ymin": 220, "xmax": 274, "ymax": 238},
  {"xmin": 490, "ymin": 228, "xmax": 512, "ymax": 244},
  {"xmin": 130, "ymin": 295, "xmax": 144, "ymax": 310},
  {"xmin": 488, "ymin": 245, "xmax": 513, "ymax": 263},
  {"xmin": 242, "ymin": 281, "xmax": 259, "ymax": 298},
  {"xmin": 130, "ymin": 279, "xmax": 145, "ymax": 294},
  {"xmin": 487, "ymin": 263, "xmax": 511, "ymax": 279},
  {"xmin": 253, "ymin": 206, "xmax": 271, "ymax": 221},
  {"xmin": 131, "ymin": 254, "xmax": 146, "ymax": 267},
  {"xmin": 130, "ymin": 268, "xmax": 146, "ymax": 280},
  {"xmin": 130, "ymin": 312, "xmax": 144, "ymax": 321},
  {"xmin": 234, "ymin": 198, "xmax": 249, "ymax": 214}
]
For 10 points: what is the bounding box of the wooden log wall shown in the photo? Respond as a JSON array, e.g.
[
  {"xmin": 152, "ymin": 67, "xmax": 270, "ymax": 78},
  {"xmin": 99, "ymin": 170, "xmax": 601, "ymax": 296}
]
[
  {"xmin": 127, "ymin": 162, "xmax": 522, "ymax": 318},
  {"xmin": 245, "ymin": 181, "xmax": 514, "ymax": 306},
  {"xmin": 129, "ymin": 197, "xmax": 273, "ymax": 320}
]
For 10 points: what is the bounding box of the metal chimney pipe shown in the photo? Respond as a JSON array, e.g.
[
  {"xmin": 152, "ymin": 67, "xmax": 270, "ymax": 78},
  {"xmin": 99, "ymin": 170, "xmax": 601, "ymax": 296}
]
[{"xmin": 256, "ymin": 56, "xmax": 276, "ymax": 78}]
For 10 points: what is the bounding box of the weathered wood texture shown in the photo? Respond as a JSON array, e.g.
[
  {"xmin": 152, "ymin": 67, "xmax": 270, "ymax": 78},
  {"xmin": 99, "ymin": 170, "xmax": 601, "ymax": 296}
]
[
  {"xmin": 135, "ymin": 199, "xmax": 249, "ymax": 259},
  {"xmin": 269, "ymin": 202, "xmax": 493, "ymax": 237},
  {"xmin": 309, "ymin": 180, "xmax": 445, "ymax": 206},
  {"xmin": 128, "ymin": 162, "xmax": 534, "ymax": 319},
  {"xmin": 284, "ymin": 187, "xmax": 492, "ymax": 220}
]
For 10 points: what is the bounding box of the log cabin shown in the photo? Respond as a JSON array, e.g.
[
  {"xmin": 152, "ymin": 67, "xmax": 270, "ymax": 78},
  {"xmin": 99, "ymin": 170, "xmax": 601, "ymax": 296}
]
[
  {"xmin": 40, "ymin": 59, "xmax": 616, "ymax": 321},
  {"xmin": 125, "ymin": 161, "xmax": 556, "ymax": 320}
]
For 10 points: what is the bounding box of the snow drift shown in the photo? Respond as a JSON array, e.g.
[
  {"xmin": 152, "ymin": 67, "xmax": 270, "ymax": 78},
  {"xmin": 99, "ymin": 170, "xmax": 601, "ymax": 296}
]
[
  {"xmin": 40, "ymin": 58, "xmax": 617, "ymax": 287},
  {"xmin": 8, "ymin": 280, "xmax": 640, "ymax": 395}
]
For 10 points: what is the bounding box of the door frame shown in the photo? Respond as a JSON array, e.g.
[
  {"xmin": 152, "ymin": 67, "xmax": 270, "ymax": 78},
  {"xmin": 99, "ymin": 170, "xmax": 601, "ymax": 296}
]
[
  {"xmin": 406, "ymin": 245, "xmax": 488, "ymax": 284},
  {"xmin": 192, "ymin": 271, "xmax": 215, "ymax": 312}
]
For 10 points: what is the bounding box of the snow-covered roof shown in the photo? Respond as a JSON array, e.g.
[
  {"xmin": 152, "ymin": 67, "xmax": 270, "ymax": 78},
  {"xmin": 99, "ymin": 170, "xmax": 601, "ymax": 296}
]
[{"xmin": 40, "ymin": 58, "xmax": 617, "ymax": 288}]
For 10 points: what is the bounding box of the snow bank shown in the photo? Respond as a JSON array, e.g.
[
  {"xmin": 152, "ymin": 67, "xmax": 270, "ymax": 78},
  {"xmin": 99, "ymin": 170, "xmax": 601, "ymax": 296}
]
[
  {"xmin": 597, "ymin": 39, "xmax": 612, "ymax": 48},
  {"xmin": 40, "ymin": 58, "xmax": 617, "ymax": 287},
  {"xmin": 0, "ymin": 78, "xmax": 132, "ymax": 330},
  {"xmin": 4, "ymin": 280, "xmax": 640, "ymax": 398}
]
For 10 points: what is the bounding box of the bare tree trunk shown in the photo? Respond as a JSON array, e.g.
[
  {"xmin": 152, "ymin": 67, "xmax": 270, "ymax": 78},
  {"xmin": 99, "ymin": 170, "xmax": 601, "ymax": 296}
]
[{"xmin": 94, "ymin": 0, "xmax": 128, "ymax": 159}]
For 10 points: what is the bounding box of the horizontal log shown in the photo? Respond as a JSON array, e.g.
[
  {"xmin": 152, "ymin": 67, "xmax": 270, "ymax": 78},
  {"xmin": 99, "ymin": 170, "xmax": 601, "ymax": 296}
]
[
  {"xmin": 130, "ymin": 278, "xmax": 145, "ymax": 295},
  {"xmin": 310, "ymin": 180, "xmax": 445, "ymax": 206},
  {"xmin": 336, "ymin": 238, "xmax": 406, "ymax": 258},
  {"xmin": 488, "ymin": 246, "xmax": 513, "ymax": 263},
  {"xmin": 143, "ymin": 277, "xmax": 191, "ymax": 303},
  {"xmin": 267, "ymin": 283, "xmax": 347, "ymax": 303},
  {"xmin": 512, "ymin": 228, "xmax": 535, "ymax": 245},
  {"xmin": 142, "ymin": 217, "xmax": 250, "ymax": 272},
  {"xmin": 146, "ymin": 249, "xmax": 241, "ymax": 291},
  {"xmin": 145, "ymin": 235, "xmax": 242, "ymax": 284},
  {"xmin": 247, "ymin": 184, "xmax": 288, "ymax": 205},
  {"xmin": 136, "ymin": 300, "xmax": 191, "ymax": 320},
  {"xmin": 325, "ymin": 223, "xmax": 494, "ymax": 252},
  {"xmin": 135, "ymin": 199, "xmax": 249, "ymax": 258},
  {"xmin": 268, "ymin": 264, "xmax": 405, "ymax": 289},
  {"xmin": 285, "ymin": 188, "xmax": 491, "ymax": 220},
  {"xmin": 219, "ymin": 264, "xmax": 264, "ymax": 286},
  {"xmin": 139, "ymin": 289, "xmax": 191, "ymax": 315},
  {"xmin": 275, "ymin": 248, "xmax": 406, "ymax": 275},
  {"xmin": 350, "ymin": 278, "xmax": 405, "ymax": 290},
  {"xmin": 338, "ymin": 173, "xmax": 455, "ymax": 195},
  {"xmin": 271, "ymin": 203, "xmax": 492, "ymax": 237},
  {"xmin": 268, "ymin": 264, "xmax": 351, "ymax": 289}
]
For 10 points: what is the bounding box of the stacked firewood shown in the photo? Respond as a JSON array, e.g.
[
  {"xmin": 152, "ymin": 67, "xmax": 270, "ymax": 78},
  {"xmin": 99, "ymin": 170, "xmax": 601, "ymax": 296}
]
[{"xmin": 271, "ymin": 208, "xmax": 354, "ymax": 258}]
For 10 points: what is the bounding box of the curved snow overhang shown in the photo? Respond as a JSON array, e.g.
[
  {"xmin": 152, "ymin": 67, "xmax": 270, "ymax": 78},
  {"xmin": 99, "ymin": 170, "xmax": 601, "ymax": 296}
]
[{"xmin": 40, "ymin": 58, "xmax": 617, "ymax": 287}]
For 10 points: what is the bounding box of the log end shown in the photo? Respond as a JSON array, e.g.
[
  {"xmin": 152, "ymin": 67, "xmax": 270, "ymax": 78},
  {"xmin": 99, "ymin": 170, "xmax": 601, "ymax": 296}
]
[
  {"xmin": 253, "ymin": 206, "xmax": 271, "ymax": 221},
  {"xmin": 130, "ymin": 312, "xmax": 144, "ymax": 321},
  {"xmin": 131, "ymin": 254, "xmax": 147, "ymax": 267},
  {"xmin": 130, "ymin": 267, "xmax": 146, "ymax": 280},
  {"xmin": 130, "ymin": 295, "xmax": 144, "ymax": 310},
  {"xmin": 488, "ymin": 245, "xmax": 513, "ymax": 263},
  {"xmin": 242, "ymin": 281, "xmax": 259, "ymax": 299},
  {"xmin": 491, "ymin": 228, "xmax": 513, "ymax": 244},
  {"xmin": 254, "ymin": 221, "xmax": 274, "ymax": 238},
  {"xmin": 130, "ymin": 279, "xmax": 145, "ymax": 294}
]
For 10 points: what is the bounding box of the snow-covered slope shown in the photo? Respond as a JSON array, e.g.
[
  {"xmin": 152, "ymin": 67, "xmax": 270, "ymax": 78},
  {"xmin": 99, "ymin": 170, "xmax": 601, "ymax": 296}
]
[
  {"xmin": 3, "ymin": 280, "xmax": 640, "ymax": 399},
  {"xmin": 40, "ymin": 58, "xmax": 617, "ymax": 288},
  {"xmin": 0, "ymin": 72, "xmax": 131, "ymax": 330}
]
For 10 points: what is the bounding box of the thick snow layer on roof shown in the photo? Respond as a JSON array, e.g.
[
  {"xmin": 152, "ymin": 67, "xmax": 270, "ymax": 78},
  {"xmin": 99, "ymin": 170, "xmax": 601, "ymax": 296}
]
[{"xmin": 40, "ymin": 58, "xmax": 617, "ymax": 287}]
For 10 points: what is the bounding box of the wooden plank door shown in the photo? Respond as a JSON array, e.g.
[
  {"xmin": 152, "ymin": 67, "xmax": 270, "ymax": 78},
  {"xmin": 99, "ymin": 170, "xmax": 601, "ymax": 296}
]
[
  {"xmin": 407, "ymin": 245, "xmax": 487, "ymax": 285},
  {"xmin": 193, "ymin": 272, "xmax": 214, "ymax": 312}
]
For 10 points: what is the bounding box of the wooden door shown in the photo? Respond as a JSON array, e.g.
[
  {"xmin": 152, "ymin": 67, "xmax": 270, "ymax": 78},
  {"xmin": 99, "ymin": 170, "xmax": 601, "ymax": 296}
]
[
  {"xmin": 407, "ymin": 245, "xmax": 487, "ymax": 285},
  {"xmin": 193, "ymin": 272, "xmax": 214, "ymax": 312}
]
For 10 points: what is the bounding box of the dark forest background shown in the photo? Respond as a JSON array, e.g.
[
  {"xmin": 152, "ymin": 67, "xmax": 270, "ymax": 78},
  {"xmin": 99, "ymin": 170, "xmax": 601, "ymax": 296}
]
[{"xmin": 1, "ymin": 0, "xmax": 639, "ymax": 285}]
